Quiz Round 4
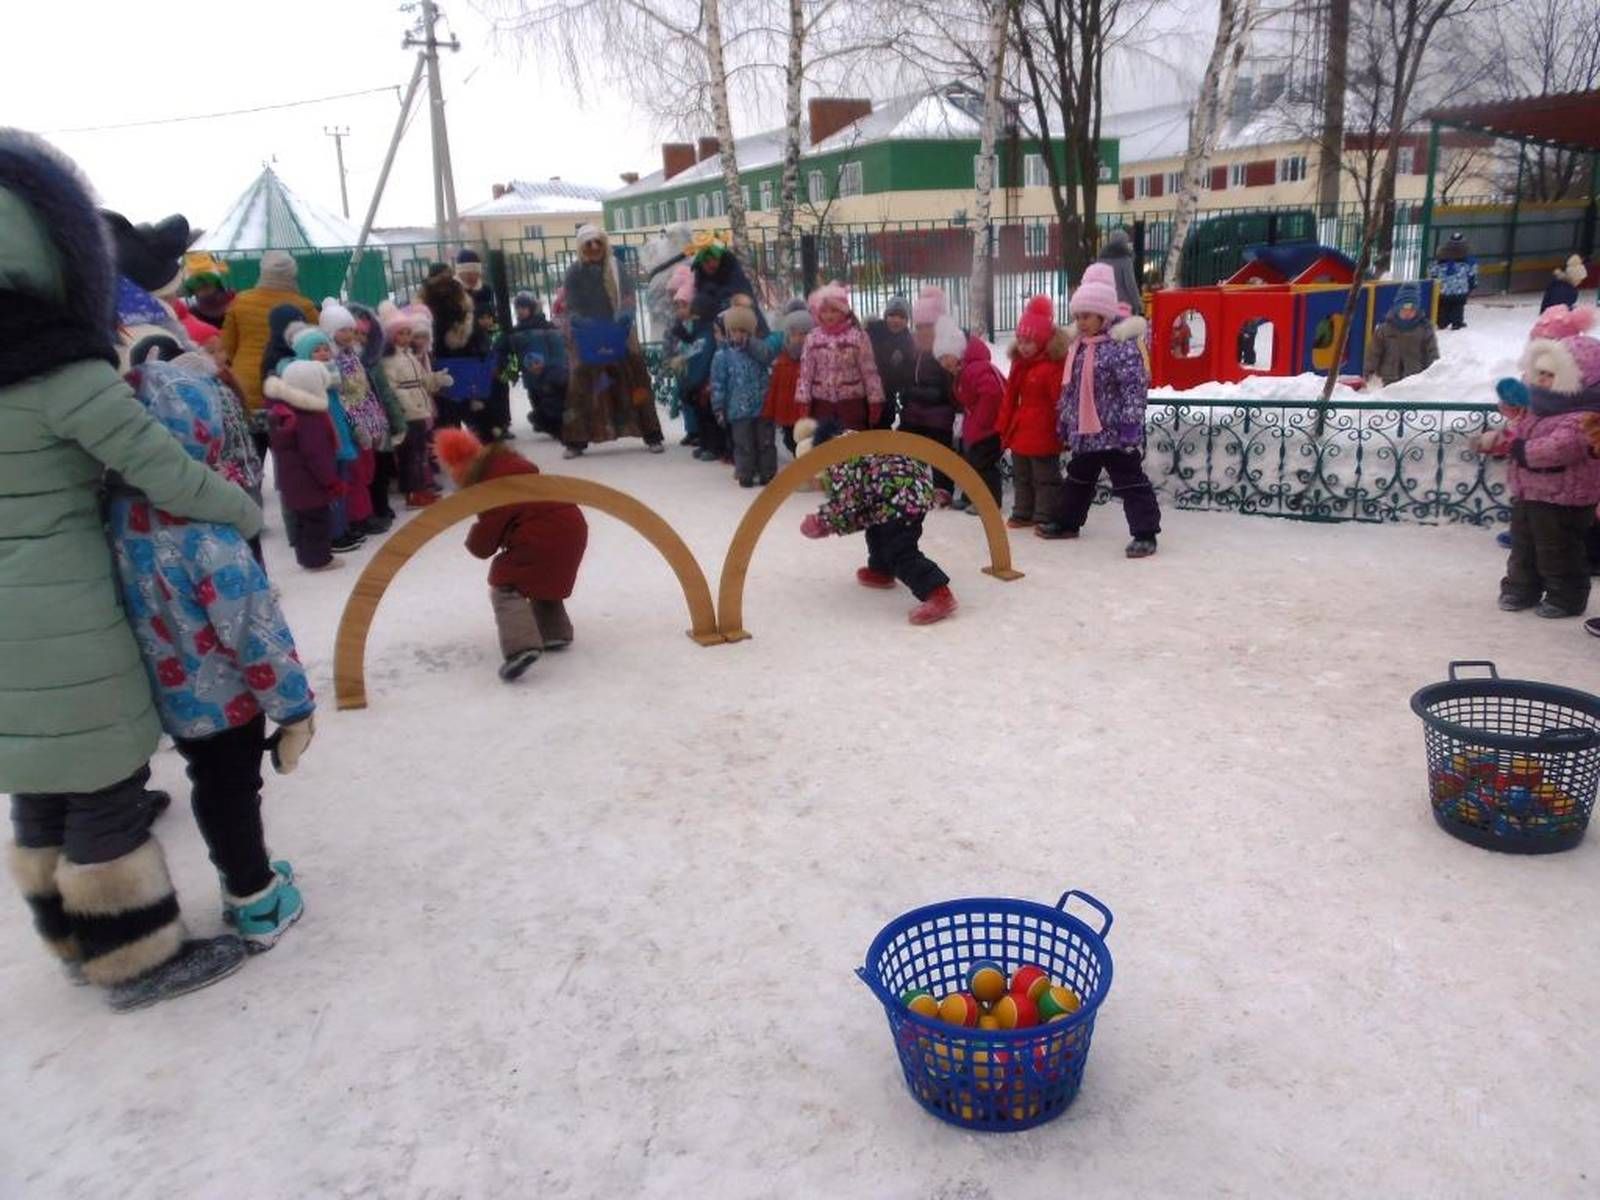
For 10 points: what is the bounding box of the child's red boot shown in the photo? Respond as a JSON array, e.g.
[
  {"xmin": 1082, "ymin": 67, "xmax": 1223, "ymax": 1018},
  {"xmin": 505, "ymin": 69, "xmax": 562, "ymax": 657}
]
[
  {"xmin": 856, "ymin": 567, "xmax": 895, "ymax": 589},
  {"xmin": 909, "ymin": 586, "xmax": 958, "ymax": 625}
]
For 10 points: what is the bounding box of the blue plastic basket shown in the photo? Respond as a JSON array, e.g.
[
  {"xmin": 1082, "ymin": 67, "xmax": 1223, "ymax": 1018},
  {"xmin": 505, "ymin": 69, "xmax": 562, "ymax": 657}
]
[
  {"xmin": 857, "ymin": 890, "xmax": 1114, "ymax": 1133},
  {"xmin": 571, "ymin": 316, "xmax": 633, "ymax": 366}
]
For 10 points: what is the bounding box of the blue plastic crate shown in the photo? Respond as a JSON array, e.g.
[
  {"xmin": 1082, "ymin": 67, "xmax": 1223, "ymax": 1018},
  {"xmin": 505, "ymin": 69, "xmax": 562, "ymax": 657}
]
[{"xmin": 857, "ymin": 889, "xmax": 1114, "ymax": 1132}]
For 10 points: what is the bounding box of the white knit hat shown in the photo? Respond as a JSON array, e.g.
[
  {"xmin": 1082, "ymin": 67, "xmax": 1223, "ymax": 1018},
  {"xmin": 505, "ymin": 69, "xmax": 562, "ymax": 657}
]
[
  {"xmin": 932, "ymin": 315, "xmax": 965, "ymax": 360},
  {"xmin": 318, "ymin": 298, "xmax": 356, "ymax": 336}
]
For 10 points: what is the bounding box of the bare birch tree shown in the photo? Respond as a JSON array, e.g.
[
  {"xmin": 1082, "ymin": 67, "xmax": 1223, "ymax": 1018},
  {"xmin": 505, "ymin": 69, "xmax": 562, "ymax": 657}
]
[
  {"xmin": 968, "ymin": 0, "xmax": 1011, "ymax": 337},
  {"xmin": 1162, "ymin": 0, "xmax": 1258, "ymax": 287}
]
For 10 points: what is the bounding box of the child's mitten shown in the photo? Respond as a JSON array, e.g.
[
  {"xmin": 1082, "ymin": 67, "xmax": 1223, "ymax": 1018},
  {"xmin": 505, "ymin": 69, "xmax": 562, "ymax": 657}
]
[
  {"xmin": 1495, "ymin": 377, "xmax": 1530, "ymax": 410},
  {"xmin": 800, "ymin": 513, "xmax": 828, "ymax": 539},
  {"xmin": 269, "ymin": 715, "xmax": 315, "ymax": 775}
]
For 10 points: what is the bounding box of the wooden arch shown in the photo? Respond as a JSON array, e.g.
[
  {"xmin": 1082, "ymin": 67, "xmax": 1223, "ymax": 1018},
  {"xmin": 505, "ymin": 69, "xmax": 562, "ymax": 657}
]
[
  {"xmin": 716, "ymin": 430, "xmax": 1024, "ymax": 643},
  {"xmin": 333, "ymin": 475, "xmax": 722, "ymax": 710}
]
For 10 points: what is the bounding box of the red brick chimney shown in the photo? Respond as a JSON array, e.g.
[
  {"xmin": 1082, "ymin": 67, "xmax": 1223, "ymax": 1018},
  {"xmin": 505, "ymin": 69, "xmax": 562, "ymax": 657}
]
[
  {"xmin": 662, "ymin": 143, "xmax": 696, "ymax": 181},
  {"xmin": 697, "ymin": 137, "xmax": 721, "ymax": 162},
  {"xmin": 809, "ymin": 98, "xmax": 874, "ymax": 146},
  {"xmin": 620, "ymin": 171, "xmax": 640, "ymax": 185},
  {"xmin": 491, "ymin": 183, "xmax": 507, "ymax": 199}
]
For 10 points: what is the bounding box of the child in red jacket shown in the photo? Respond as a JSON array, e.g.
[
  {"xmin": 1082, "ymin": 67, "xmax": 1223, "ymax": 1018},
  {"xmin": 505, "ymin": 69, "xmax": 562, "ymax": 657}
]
[
  {"xmin": 434, "ymin": 429, "xmax": 590, "ymax": 681},
  {"xmin": 934, "ymin": 315, "xmax": 1004, "ymax": 509},
  {"xmin": 998, "ymin": 295, "xmax": 1068, "ymax": 527}
]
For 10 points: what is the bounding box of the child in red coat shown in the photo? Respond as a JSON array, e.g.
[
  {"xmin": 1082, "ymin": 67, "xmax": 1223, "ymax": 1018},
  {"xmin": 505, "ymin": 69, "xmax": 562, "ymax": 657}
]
[
  {"xmin": 934, "ymin": 315, "xmax": 1005, "ymax": 509},
  {"xmin": 434, "ymin": 429, "xmax": 590, "ymax": 681},
  {"xmin": 998, "ymin": 295, "xmax": 1068, "ymax": 527}
]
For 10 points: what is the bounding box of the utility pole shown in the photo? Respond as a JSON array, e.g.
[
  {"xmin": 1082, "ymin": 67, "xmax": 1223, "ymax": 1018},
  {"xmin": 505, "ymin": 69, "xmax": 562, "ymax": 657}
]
[
  {"xmin": 405, "ymin": 0, "xmax": 461, "ymax": 247},
  {"xmin": 324, "ymin": 126, "xmax": 351, "ymax": 218},
  {"xmin": 1315, "ymin": 0, "xmax": 1350, "ymax": 219},
  {"xmin": 347, "ymin": 58, "xmax": 427, "ymax": 293}
]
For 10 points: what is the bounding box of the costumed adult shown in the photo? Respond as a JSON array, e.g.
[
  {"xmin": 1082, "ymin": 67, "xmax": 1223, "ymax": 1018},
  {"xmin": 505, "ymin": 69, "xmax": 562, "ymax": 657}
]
[
  {"xmin": 1, "ymin": 129, "xmax": 263, "ymax": 1010},
  {"xmin": 1097, "ymin": 227, "xmax": 1144, "ymax": 317},
  {"xmin": 180, "ymin": 250, "xmax": 234, "ymax": 330},
  {"xmin": 420, "ymin": 260, "xmax": 474, "ymax": 353},
  {"xmin": 455, "ymin": 248, "xmax": 494, "ymax": 315},
  {"xmin": 687, "ymin": 229, "xmax": 767, "ymax": 334},
  {"xmin": 559, "ymin": 224, "xmax": 664, "ymax": 457},
  {"xmin": 102, "ymin": 209, "xmax": 199, "ymax": 361},
  {"xmin": 219, "ymin": 249, "xmax": 316, "ymax": 446},
  {"xmin": 1428, "ymin": 232, "xmax": 1477, "ymax": 330}
]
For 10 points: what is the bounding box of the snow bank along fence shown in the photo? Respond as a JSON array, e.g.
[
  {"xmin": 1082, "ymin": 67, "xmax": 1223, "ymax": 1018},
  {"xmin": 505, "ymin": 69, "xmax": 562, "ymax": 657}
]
[{"xmin": 332, "ymin": 435, "xmax": 1022, "ymax": 708}]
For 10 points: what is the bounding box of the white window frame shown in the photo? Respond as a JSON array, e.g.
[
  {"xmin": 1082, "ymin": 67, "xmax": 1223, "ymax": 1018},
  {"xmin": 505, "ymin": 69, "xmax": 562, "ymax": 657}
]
[
  {"xmin": 1164, "ymin": 171, "xmax": 1183, "ymax": 196},
  {"xmin": 807, "ymin": 170, "xmax": 826, "ymax": 204},
  {"xmin": 1024, "ymin": 153, "xmax": 1048, "ymax": 188},
  {"xmin": 1277, "ymin": 154, "xmax": 1307, "ymax": 184},
  {"xmin": 675, "ymin": 197, "xmax": 691, "ymax": 223},
  {"xmin": 696, "ymin": 193, "xmax": 711, "ymax": 219},
  {"xmin": 1397, "ymin": 146, "xmax": 1416, "ymax": 175},
  {"xmin": 1229, "ymin": 162, "xmax": 1248, "ymax": 188},
  {"xmin": 1097, "ymin": 161, "xmax": 1113, "ymax": 183},
  {"xmin": 741, "ymin": 185, "xmax": 751, "ymax": 211},
  {"xmin": 1025, "ymin": 220, "xmax": 1048, "ymax": 257},
  {"xmin": 1135, "ymin": 174, "xmax": 1151, "ymax": 199},
  {"xmin": 631, "ymin": 206, "xmax": 642, "ymax": 229},
  {"xmin": 760, "ymin": 180, "xmax": 774, "ymax": 210},
  {"xmin": 521, "ymin": 223, "xmax": 545, "ymax": 240},
  {"xmin": 711, "ymin": 190, "xmax": 726, "ymax": 218},
  {"xmin": 838, "ymin": 161, "xmax": 864, "ymax": 198}
]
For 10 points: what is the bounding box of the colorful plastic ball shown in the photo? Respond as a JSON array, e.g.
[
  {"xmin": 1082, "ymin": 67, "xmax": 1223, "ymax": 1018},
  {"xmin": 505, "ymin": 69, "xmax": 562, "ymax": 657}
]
[
  {"xmin": 970, "ymin": 1047, "xmax": 1012, "ymax": 1091},
  {"xmin": 1506, "ymin": 755, "xmax": 1544, "ymax": 788},
  {"xmin": 1009, "ymin": 964, "xmax": 1050, "ymax": 1002},
  {"xmin": 1502, "ymin": 786, "xmax": 1534, "ymax": 816},
  {"xmin": 902, "ymin": 988, "xmax": 940, "ymax": 1019},
  {"xmin": 1037, "ymin": 984, "xmax": 1081, "ymax": 1020},
  {"xmin": 977, "ymin": 1014, "xmax": 1000, "ymax": 1030},
  {"xmin": 967, "ymin": 960, "xmax": 1008, "ymax": 1004},
  {"xmin": 938, "ymin": 992, "xmax": 980, "ymax": 1027},
  {"xmin": 1431, "ymin": 769, "xmax": 1467, "ymax": 801},
  {"xmin": 992, "ymin": 991, "xmax": 1040, "ymax": 1030}
]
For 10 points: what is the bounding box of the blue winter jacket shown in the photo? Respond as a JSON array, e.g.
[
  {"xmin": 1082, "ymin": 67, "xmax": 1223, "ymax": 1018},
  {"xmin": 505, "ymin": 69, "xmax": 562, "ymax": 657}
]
[
  {"xmin": 1429, "ymin": 258, "xmax": 1478, "ymax": 298},
  {"xmin": 107, "ymin": 360, "xmax": 314, "ymax": 740},
  {"xmin": 711, "ymin": 341, "xmax": 773, "ymax": 421}
]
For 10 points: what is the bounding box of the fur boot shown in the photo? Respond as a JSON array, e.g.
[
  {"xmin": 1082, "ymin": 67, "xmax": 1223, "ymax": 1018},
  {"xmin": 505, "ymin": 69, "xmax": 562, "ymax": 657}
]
[
  {"xmin": 56, "ymin": 838, "xmax": 185, "ymax": 987},
  {"xmin": 7, "ymin": 843, "xmax": 79, "ymax": 964}
]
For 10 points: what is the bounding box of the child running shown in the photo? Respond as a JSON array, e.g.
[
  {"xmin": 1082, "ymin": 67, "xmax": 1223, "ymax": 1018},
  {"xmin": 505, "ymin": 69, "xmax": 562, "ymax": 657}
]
[
  {"xmin": 795, "ymin": 418, "xmax": 957, "ymax": 625},
  {"xmin": 434, "ymin": 429, "xmax": 590, "ymax": 681},
  {"xmin": 1035, "ymin": 263, "xmax": 1160, "ymax": 556}
]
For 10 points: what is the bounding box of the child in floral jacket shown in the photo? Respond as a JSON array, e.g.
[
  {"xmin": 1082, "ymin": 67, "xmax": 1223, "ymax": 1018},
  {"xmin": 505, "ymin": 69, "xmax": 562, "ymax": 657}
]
[
  {"xmin": 107, "ymin": 357, "xmax": 312, "ymax": 950},
  {"xmin": 1036, "ymin": 262, "xmax": 1160, "ymax": 557},
  {"xmin": 795, "ymin": 418, "xmax": 957, "ymax": 625}
]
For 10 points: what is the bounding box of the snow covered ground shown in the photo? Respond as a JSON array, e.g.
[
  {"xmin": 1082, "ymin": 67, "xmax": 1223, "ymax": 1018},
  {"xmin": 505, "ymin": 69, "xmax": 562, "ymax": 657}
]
[{"xmin": 3, "ymin": 401, "xmax": 1598, "ymax": 1199}]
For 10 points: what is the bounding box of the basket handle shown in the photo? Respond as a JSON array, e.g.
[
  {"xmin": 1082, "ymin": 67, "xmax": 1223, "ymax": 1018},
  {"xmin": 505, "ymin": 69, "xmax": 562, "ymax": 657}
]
[
  {"xmin": 1535, "ymin": 726, "xmax": 1600, "ymax": 752},
  {"xmin": 855, "ymin": 965, "xmax": 891, "ymax": 1005},
  {"xmin": 1055, "ymin": 889, "xmax": 1114, "ymax": 939},
  {"xmin": 1447, "ymin": 661, "xmax": 1499, "ymax": 681}
]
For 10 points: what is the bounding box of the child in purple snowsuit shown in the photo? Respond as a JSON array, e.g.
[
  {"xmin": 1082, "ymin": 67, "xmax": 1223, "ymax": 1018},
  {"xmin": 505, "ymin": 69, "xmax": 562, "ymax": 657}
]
[{"xmin": 1037, "ymin": 262, "xmax": 1160, "ymax": 557}]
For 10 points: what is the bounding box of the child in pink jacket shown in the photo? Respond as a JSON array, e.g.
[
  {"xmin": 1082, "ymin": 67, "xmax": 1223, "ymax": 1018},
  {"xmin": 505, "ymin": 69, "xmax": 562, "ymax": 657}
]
[
  {"xmin": 1480, "ymin": 306, "xmax": 1600, "ymax": 618},
  {"xmin": 795, "ymin": 282, "xmax": 885, "ymax": 430},
  {"xmin": 933, "ymin": 315, "xmax": 1005, "ymax": 509}
]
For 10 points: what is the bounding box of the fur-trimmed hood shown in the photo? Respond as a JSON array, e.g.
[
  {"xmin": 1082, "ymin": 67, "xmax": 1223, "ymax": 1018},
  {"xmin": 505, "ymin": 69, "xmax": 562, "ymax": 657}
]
[
  {"xmin": 1008, "ymin": 326, "xmax": 1071, "ymax": 363},
  {"xmin": 263, "ymin": 367, "xmax": 331, "ymax": 413},
  {"xmin": 348, "ymin": 301, "xmax": 387, "ymax": 370},
  {"xmin": 1064, "ymin": 314, "xmax": 1147, "ymax": 343},
  {"xmin": 0, "ymin": 128, "xmax": 120, "ymax": 381}
]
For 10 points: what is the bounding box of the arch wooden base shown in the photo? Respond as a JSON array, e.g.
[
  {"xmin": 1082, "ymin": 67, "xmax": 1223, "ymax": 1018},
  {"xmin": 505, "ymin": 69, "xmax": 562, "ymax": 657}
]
[
  {"xmin": 716, "ymin": 430, "xmax": 1023, "ymax": 643},
  {"xmin": 333, "ymin": 475, "xmax": 721, "ymax": 710}
]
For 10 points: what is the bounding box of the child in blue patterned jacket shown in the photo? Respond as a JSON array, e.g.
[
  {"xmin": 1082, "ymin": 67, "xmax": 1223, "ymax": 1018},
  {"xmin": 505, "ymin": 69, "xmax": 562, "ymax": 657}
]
[
  {"xmin": 108, "ymin": 355, "xmax": 314, "ymax": 950},
  {"xmin": 712, "ymin": 304, "xmax": 776, "ymax": 486},
  {"xmin": 795, "ymin": 419, "xmax": 957, "ymax": 625}
]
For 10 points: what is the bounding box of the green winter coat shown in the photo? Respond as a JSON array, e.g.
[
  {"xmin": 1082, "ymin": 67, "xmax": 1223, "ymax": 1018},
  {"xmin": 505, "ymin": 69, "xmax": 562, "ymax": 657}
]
[{"xmin": 0, "ymin": 184, "xmax": 263, "ymax": 794}]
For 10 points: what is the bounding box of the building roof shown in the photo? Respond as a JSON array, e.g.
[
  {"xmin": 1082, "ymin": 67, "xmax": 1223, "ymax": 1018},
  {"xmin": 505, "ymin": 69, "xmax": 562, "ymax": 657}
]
[
  {"xmin": 605, "ymin": 91, "xmax": 987, "ymax": 201},
  {"xmin": 461, "ymin": 179, "xmax": 610, "ymax": 218},
  {"xmin": 199, "ymin": 167, "xmax": 373, "ymax": 251},
  {"xmin": 1427, "ymin": 90, "xmax": 1600, "ymax": 152}
]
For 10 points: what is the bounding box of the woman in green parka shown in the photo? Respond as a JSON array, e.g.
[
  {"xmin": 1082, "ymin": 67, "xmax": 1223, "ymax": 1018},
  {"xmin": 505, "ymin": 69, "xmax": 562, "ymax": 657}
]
[{"xmin": 0, "ymin": 129, "xmax": 264, "ymax": 1011}]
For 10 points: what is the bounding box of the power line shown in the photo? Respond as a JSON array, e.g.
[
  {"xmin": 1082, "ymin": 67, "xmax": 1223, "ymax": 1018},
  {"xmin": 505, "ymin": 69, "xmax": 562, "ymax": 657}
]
[{"xmin": 43, "ymin": 86, "xmax": 402, "ymax": 135}]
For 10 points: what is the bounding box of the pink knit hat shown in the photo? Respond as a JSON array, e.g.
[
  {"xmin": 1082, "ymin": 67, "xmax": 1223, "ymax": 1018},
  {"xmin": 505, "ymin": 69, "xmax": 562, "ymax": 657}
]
[
  {"xmin": 377, "ymin": 300, "xmax": 412, "ymax": 334},
  {"xmin": 912, "ymin": 285, "xmax": 947, "ymax": 326},
  {"xmin": 1068, "ymin": 263, "xmax": 1121, "ymax": 322},
  {"xmin": 404, "ymin": 303, "xmax": 433, "ymax": 334},
  {"xmin": 809, "ymin": 280, "xmax": 851, "ymax": 321},
  {"xmin": 1016, "ymin": 295, "xmax": 1056, "ymax": 344}
]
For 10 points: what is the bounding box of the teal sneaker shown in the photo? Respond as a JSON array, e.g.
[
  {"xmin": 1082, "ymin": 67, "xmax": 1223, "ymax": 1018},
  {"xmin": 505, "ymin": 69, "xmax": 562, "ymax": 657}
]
[
  {"xmin": 224, "ymin": 873, "xmax": 304, "ymax": 952},
  {"xmin": 221, "ymin": 860, "xmax": 294, "ymax": 926}
]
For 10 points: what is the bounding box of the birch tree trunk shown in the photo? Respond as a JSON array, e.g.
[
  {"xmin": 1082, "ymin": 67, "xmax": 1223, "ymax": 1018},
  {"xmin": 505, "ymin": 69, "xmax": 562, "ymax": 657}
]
[
  {"xmin": 775, "ymin": 0, "xmax": 806, "ymax": 298},
  {"xmin": 1162, "ymin": 0, "xmax": 1255, "ymax": 286},
  {"xmin": 968, "ymin": 0, "xmax": 1009, "ymax": 338},
  {"xmin": 703, "ymin": 0, "xmax": 748, "ymax": 252}
]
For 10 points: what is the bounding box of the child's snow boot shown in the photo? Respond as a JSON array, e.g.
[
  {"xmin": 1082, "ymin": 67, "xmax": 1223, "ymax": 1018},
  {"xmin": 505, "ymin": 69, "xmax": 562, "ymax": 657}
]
[
  {"xmin": 1034, "ymin": 522, "xmax": 1079, "ymax": 540},
  {"xmin": 1007, "ymin": 515, "xmax": 1035, "ymax": 529},
  {"xmin": 107, "ymin": 935, "xmax": 248, "ymax": 1012},
  {"xmin": 1585, "ymin": 617, "xmax": 1600, "ymax": 638},
  {"xmin": 909, "ymin": 586, "xmax": 958, "ymax": 625},
  {"xmin": 1125, "ymin": 537, "xmax": 1158, "ymax": 559},
  {"xmin": 224, "ymin": 871, "xmax": 304, "ymax": 953},
  {"xmin": 856, "ymin": 567, "xmax": 896, "ymax": 589},
  {"xmin": 405, "ymin": 491, "xmax": 437, "ymax": 510},
  {"xmin": 499, "ymin": 648, "xmax": 542, "ymax": 681},
  {"xmin": 532, "ymin": 600, "xmax": 574, "ymax": 650}
]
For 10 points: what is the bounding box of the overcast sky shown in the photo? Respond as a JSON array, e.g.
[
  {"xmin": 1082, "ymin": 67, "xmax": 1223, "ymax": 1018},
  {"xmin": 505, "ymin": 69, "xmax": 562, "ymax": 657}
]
[{"xmin": 2, "ymin": 1, "xmax": 661, "ymax": 234}]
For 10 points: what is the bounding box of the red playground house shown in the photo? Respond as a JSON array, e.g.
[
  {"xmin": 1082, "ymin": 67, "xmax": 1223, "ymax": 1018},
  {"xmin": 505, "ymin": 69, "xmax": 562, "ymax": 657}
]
[{"xmin": 1150, "ymin": 244, "xmax": 1439, "ymax": 390}]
